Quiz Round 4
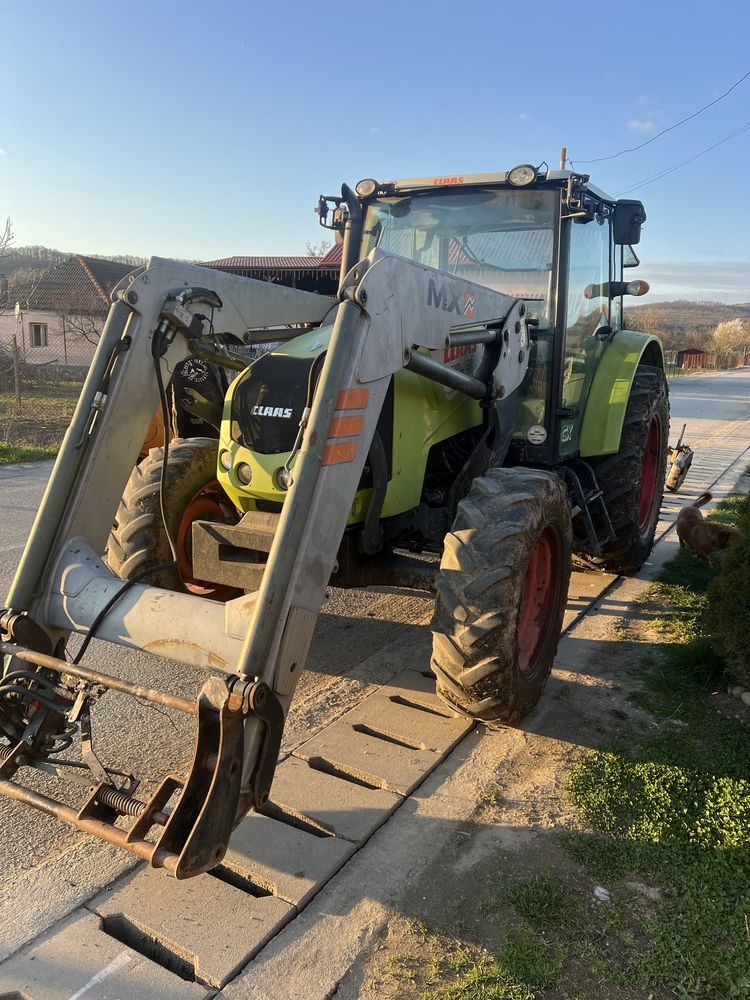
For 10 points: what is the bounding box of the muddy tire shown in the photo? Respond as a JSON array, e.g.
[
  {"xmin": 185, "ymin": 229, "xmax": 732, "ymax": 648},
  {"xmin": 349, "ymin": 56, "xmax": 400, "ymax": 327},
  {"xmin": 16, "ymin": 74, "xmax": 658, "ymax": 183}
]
[
  {"xmin": 580, "ymin": 365, "xmax": 669, "ymax": 575},
  {"xmin": 107, "ymin": 437, "xmax": 240, "ymax": 599},
  {"xmin": 431, "ymin": 467, "xmax": 572, "ymax": 724}
]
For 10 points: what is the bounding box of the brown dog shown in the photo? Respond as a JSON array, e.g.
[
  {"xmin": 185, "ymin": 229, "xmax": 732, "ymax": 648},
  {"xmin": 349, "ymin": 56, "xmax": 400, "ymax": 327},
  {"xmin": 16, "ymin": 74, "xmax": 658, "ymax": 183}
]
[{"xmin": 675, "ymin": 491, "xmax": 738, "ymax": 566}]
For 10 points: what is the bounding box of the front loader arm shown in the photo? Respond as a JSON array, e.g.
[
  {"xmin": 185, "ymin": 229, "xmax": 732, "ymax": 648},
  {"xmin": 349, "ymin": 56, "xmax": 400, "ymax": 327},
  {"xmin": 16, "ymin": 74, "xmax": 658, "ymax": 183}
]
[{"xmin": 1, "ymin": 250, "xmax": 528, "ymax": 876}]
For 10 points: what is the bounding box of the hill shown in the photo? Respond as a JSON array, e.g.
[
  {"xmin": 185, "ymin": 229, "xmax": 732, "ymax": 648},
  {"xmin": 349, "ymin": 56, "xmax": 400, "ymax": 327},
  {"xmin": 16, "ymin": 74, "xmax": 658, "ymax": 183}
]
[
  {"xmin": 1, "ymin": 246, "xmax": 147, "ymax": 277},
  {"xmin": 624, "ymin": 300, "xmax": 750, "ymax": 349}
]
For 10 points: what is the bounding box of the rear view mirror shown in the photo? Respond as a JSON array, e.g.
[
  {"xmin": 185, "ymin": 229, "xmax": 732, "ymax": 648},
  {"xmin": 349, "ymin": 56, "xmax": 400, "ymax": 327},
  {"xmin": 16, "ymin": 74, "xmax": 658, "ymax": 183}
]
[{"xmin": 613, "ymin": 200, "xmax": 646, "ymax": 245}]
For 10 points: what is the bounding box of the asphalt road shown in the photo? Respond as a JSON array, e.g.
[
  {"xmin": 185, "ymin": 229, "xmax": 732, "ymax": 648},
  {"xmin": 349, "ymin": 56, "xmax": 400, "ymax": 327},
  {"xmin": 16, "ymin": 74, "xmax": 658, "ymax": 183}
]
[{"xmin": 0, "ymin": 367, "xmax": 748, "ymax": 961}]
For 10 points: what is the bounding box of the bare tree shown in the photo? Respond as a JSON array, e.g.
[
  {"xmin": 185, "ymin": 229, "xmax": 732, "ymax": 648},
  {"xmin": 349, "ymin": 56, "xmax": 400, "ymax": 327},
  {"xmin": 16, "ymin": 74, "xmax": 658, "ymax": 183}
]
[
  {"xmin": 305, "ymin": 239, "xmax": 332, "ymax": 258},
  {"xmin": 0, "ymin": 218, "xmax": 12, "ymax": 255},
  {"xmin": 624, "ymin": 304, "xmax": 680, "ymax": 348},
  {"xmin": 0, "ymin": 217, "xmax": 14, "ymax": 314},
  {"xmin": 51, "ymin": 289, "xmax": 107, "ymax": 365}
]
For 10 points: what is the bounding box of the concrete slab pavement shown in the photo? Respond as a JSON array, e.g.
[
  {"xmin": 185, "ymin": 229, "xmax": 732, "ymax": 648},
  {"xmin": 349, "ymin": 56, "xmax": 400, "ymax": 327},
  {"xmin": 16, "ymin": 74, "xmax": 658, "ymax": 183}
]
[
  {"xmin": 0, "ymin": 911, "xmax": 210, "ymax": 999},
  {"xmin": 90, "ymin": 867, "xmax": 293, "ymax": 989},
  {"xmin": 266, "ymin": 757, "xmax": 401, "ymax": 844}
]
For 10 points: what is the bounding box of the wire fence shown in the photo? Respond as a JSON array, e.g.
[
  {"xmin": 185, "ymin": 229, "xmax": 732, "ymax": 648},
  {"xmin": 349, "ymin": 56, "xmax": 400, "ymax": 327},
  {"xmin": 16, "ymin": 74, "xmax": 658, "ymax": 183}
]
[
  {"xmin": 0, "ymin": 334, "xmax": 91, "ymax": 449},
  {"xmin": 0, "ymin": 327, "xmax": 275, "ymax": 452}
]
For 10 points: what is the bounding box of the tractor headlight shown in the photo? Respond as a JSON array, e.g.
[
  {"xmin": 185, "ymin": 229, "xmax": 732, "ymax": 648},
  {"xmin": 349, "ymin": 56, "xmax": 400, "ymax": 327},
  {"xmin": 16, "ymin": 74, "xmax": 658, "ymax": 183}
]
[
  {"xmin": 219, "ymin": 450, "xmax": 232, "ymax": 471},
  {"xmin": 508, "ymin": 164, "xmax": 537, "ymax": 186},
  {"xmin": 236, "ymin": 462, "xmax": 253, "ymax": 485},
  {"xmin": 356, "ymin": 178, "xmax": 378, "ymax": 198},
  {"xmin": 276, "ymin": 467, "xmax": 292, "ymax": 491}
]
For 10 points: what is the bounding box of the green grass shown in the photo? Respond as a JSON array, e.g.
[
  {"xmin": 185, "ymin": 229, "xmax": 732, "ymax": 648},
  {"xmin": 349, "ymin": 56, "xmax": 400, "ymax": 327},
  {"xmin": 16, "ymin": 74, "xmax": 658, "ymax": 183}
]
[
  {"xmin": 0, "ymin": 380, "xmax": 82, "ymax": 448},
  {"xmin": 0, "ymin": 381, "xmax": 82, "ymax": 412},
  {"xmin": 706, "ymin": 491, "xmax": 750, "ymax": 686},
  {"xmin": 558, "ymin": 492, "xmax": 750, "ymax": 998},
  {"xmin": 483, "ymin": 872, "xmax": 578, "ymax": 931},
  {"xmin": 0, "ymin": 441, "xmax": 57, "ymax": 464},
  {"xmin": 423, "ymin": 930, "xmax": 563, "ymax": 1000}
]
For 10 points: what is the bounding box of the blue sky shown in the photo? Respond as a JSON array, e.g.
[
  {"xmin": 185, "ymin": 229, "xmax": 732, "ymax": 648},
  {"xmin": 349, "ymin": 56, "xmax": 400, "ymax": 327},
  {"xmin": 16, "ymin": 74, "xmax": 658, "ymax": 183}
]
[{"xmin": 2, "ymin": 0, "xmax": 749, "ymax": 301}]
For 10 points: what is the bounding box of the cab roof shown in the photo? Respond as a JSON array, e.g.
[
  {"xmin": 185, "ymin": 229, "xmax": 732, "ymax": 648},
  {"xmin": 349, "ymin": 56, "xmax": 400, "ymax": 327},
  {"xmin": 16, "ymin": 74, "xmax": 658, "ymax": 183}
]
[{"xmin": 382, "ymin": 169, "xmax": 616, "ymax": 204}]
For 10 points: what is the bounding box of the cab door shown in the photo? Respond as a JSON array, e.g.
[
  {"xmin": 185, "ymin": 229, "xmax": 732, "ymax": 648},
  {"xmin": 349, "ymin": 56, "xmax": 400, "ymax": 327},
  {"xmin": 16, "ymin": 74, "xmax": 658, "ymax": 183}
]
[{"xmin": 558, "ymin": 208, "xmax": 612, "ymax": 456}]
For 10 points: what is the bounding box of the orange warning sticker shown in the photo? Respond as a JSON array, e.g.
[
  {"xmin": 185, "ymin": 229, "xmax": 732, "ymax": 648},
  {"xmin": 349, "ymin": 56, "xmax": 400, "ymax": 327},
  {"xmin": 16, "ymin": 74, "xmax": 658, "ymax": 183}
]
[
  {"xmin": 328, "ymin": 414, "xmax": 364, "ymax": 438},
  {"xmin": 322, "ymin": 440, "xmax": 358, "ymax": 465},
  {"xmin": 335, "ymin": 388, "xmax": 370, "ymax": 410}
]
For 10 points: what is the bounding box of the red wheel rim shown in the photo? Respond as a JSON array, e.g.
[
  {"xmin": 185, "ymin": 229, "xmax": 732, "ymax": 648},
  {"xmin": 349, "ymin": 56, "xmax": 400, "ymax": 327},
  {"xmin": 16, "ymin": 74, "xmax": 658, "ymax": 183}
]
[
  {"xmin": 637, "ymin": 417, "xmax": 661, "ymax": 532},
  {"xmin": 518, "ymin": 528, "xmax": 556, "ymax": 674},
  {"xmin": 175, "ymin": 481, "xmax": 240, "ymax": 600}
]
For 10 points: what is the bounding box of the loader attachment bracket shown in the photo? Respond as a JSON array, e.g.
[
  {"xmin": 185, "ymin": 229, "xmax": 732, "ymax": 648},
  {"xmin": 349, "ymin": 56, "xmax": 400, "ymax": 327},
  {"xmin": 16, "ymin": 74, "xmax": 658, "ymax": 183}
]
[
  {"xmin": 155, "ymin": 674, "xmax": 245, "ymax": 879},
  {"xmin": 231, "ymin": 679, "xmax": 284, "ymax": 815},
  {"xmin": 0, "ymin": 640, "xmax": 246, "ymax": 878},
  {"xmin": 1, "ymin": 609, "xmax": 54, "ymax": 657}
]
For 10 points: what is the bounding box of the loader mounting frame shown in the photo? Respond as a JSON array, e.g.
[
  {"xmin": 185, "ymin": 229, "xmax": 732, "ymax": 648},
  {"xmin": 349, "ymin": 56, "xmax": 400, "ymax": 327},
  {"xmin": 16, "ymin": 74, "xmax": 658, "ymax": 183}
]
[{"xmin": 0, "ymin": 249, "xmax": 528, "ymax": 873}]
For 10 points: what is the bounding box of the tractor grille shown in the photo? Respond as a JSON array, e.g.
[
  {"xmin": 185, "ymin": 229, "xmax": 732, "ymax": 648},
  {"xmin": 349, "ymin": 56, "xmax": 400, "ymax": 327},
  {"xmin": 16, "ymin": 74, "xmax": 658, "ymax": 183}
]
[{"xmin": 231, "ymin": 354, "xmax": 318, "ymax": 454}]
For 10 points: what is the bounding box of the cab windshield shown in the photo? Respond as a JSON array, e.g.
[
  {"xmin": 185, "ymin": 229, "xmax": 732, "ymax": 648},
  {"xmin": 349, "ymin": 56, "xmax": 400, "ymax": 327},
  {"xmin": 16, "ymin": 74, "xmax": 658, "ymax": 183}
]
[{"xmin": 361, "ymin": 187, "xmax": 558, "ymax": 325}]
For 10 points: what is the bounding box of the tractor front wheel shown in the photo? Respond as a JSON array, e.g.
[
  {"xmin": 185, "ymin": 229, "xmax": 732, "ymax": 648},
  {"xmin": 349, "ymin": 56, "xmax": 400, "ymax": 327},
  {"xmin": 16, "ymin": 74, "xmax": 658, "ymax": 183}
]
[
  {"xmin": 431, "ymin": 468, "xmax": 572, "ymax": 724},
  {"xmin": 107, "ymin": 437, "xmax": 241, "ymax": 600}
]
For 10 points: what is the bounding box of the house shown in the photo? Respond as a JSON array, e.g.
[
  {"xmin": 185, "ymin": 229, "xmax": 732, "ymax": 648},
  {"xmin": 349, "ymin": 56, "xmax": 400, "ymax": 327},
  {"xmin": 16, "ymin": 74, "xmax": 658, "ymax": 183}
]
[
  {"xmin": 0, "ymin": 246, "xmax": 345, "ymax": 371},
  {"xmin": 0, "ymin": 255, "xmax": 135, "ymax": 369}
]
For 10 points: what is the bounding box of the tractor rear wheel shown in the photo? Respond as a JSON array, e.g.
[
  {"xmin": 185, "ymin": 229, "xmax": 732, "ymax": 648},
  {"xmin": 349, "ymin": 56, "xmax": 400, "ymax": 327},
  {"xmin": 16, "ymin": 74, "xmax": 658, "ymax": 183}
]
[
  {"xmin": 582, "ymin": 365, "xmax": 669, "ymax": 575},
  {"xmin": 107, "ymin": 437, "xmax": 241, "ymax": 600},
  {"xmin": 431, "ymin": 467, "xmax": 572, "ymax": 724}
]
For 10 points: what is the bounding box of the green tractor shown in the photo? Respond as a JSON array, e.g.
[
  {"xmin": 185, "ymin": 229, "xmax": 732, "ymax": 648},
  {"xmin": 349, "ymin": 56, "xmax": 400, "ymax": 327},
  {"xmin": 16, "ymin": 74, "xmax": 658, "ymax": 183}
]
[
  {"xmin": 108, "ymin": 164, "xmax": 667, "ymax": 726},
  {"xmin": 2, "ymin": 163, "xmax": 669, "ymax": 873}
]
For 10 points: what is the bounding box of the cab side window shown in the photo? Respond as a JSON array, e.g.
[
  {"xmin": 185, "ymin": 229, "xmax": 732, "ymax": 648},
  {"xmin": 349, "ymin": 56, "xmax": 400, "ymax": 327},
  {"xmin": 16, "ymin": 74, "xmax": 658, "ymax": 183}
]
[{"xmin": 562, "ymin": 215, "xmax": 611, "ymax": 411}]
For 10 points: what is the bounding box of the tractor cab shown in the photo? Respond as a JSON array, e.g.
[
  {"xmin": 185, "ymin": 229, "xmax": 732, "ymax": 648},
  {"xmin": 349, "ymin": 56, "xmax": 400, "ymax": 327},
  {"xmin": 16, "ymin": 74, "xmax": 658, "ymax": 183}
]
[{"xmin": 322, "ymin": 167, "xmax": 649, "ymax": 464}]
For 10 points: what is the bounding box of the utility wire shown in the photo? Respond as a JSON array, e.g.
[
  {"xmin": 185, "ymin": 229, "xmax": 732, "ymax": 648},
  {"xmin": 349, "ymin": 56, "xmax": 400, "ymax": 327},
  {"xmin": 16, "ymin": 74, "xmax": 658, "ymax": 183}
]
[
  {"xmin": 570, "ymin": 69, "xmax": 750, "ymax": 165},
  {"xmin": 614, "ymin": 118, "xmax": 750, "ymax": 195}
]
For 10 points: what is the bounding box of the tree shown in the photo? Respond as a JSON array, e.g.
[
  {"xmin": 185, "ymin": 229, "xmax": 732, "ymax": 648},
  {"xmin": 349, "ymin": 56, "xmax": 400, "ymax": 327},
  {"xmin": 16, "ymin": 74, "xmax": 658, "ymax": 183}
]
[
  {"xmin": 52, "ymin": 289, "xmax": 107, "ymax": 364},
  {"xmin": 305, "ymin": 239, "xmax": 331, "ymax": 258},
  {"xmin": 624, "ymin": 304, "xmax": 687, "ymax": 351},
  {"xmin": 0, "ymin": 217, "xmax": 14, "ymax": 314},
  {"xmin": 711, "ymin": 317, "xmax": 749, "ymax": 353}
]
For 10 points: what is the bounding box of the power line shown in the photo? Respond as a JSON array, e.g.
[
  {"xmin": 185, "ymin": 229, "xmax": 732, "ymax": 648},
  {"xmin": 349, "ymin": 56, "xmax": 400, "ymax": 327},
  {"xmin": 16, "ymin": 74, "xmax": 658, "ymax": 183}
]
[
  {"xmin": 570, "ymin": 69, "xmax": 750, "ymax": 165},
  {"xmin": 614, "ymin": 118, "xmax": 750, "ymax": 195}
]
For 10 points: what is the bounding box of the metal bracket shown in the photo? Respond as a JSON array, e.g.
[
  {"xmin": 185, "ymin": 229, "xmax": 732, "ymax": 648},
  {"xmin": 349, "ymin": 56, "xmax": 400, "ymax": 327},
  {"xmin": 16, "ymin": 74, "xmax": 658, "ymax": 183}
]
[
  {"xmin": 154, "ymin": 675, "xmax": 244, "ymax": 878},
  {"xmin": 0, "ymin": 644, "xmax": 246, "ymax": 878},
  {"xmin": 230, "ymin": 680, "xmax": 284, "ymax": 813},
  {"xmin": 180, "ymin": 387, "xmax": 223, "ymax": 431},
  {"xmin": 1, "ymin": 610, "xmax": 53, "ymax": 656}
]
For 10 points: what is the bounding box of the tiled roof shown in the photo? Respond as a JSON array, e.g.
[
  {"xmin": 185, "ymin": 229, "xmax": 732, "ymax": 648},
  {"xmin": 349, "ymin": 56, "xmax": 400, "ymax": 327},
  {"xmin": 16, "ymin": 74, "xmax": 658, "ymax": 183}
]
[
  {"xmin": 203, "ymin": 251, "xmax": 341, "ymax": 272},
  {"xmin": 204, "ymin": 255, "xmax": 332, "ymax": 270},
  {"xmin": 17, "ymin": 256, "xmax": 135, "ymax": 313},
  {"xmin": 318, "ymin": 244, "xmax": 343, "ymax": 265}
]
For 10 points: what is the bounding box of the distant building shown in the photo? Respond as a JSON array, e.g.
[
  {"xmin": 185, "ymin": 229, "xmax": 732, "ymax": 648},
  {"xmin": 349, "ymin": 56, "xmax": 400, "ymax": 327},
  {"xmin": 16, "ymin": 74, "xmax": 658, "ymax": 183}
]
[
  {"xmin": 0, "ymin": 255, "xmax": 134, "ymax": 368},
  {"xmin": 675, "ymin": 348, "xmax": 708, "ymax": 369},
  {"xmin": 202, "ymin": 244, "xmax": 342, "ymax": 294}
]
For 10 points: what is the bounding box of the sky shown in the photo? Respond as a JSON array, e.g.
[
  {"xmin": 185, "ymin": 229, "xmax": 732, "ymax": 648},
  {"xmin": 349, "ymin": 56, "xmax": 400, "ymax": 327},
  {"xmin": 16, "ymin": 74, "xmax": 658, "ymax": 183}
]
[{"xmin": 2, "ymin": 0, "xmax": 749, "ymax": 302}]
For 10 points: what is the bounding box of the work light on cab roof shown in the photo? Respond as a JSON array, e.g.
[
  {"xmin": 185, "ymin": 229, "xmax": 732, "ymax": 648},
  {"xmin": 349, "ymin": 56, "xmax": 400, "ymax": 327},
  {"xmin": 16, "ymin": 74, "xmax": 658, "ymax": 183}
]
[{"xmin": 507, "ymin": 164, "xmax": 538, "ymax": 186}]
